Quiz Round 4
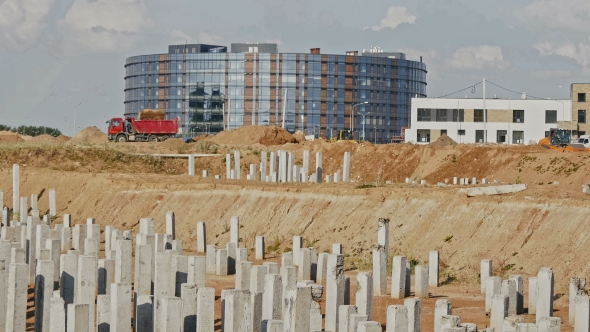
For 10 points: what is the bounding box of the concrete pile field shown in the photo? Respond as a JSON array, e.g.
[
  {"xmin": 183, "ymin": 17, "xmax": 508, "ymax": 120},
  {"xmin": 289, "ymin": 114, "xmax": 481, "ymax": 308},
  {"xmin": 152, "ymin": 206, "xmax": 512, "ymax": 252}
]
[{"xmin": 0, "ymin": 164, "xmax": 587, "ymax": 332}]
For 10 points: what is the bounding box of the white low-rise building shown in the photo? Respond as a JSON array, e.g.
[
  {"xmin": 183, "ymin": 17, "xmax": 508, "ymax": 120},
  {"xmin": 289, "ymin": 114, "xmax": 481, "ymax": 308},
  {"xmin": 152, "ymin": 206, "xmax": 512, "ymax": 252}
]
[{"xmin": 405, "ymin": 98, "xmax": 572, "ymax": 144}]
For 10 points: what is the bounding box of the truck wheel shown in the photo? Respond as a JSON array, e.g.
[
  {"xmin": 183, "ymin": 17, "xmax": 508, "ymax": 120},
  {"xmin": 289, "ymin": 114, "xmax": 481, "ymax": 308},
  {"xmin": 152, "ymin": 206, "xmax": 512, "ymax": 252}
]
[
  {"xmin": 149, "ymin": 136, "xmax": 159, "ymax": 142},
  {"xmin": 117, "ymin": 135, "xmax": 127, "ymax": 143},
  {"xmin": 160, "ymin": 135, "xmax": 169, "ymax": 142}
]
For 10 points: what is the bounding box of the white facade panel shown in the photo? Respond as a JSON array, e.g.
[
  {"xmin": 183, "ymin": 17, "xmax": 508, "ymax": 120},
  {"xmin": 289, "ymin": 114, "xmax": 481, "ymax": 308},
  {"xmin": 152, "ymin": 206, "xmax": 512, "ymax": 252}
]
[{"xmin": 405, "ymin": 98, "xmax": 572, "ymax": 145}]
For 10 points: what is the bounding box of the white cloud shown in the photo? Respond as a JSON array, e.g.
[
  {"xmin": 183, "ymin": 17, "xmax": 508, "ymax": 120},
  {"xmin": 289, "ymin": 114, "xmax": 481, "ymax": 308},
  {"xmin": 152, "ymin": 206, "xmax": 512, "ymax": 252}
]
[
  {"xmin": 446, "ymin": 45, "xmax": 509, "ymax": 70},
  {"xmin": 0, "ymin": 0, "xmax": 55, "ymax": 51},
  {"xmin": 519, "ymin": 0, "xmax": 590, "ymax": 33},
  {"xmin": 535, "ymin": 41, "xmax": 590, "ymax": 68},
  {"xmin": 366, "ymin": 6, "xmax": 416, "ymax": 31},
  {"xmin": 58, "ymin": 0, "xmax": 152, "ymax": 54}
]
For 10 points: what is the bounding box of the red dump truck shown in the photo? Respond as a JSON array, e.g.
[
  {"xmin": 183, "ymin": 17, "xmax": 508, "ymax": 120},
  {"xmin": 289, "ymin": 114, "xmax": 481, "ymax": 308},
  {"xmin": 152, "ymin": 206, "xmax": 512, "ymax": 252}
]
[{"xmin": 107, "ymin": 117, "xmax": 179, "ymax": 142}]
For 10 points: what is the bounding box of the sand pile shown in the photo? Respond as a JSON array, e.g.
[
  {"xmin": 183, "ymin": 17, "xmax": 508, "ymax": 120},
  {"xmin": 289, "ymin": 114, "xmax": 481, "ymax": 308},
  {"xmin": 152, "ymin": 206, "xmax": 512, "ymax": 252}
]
[
  {"xmin": 161, "ymin": 138, "xmax": 186, "ymax": 147},
  {"xmin": 293, "ymin": 130, "xmax": 305, "ymax": 143},
  {"xmin": 191, "ymin": 134, "xmax": 209, "ymax": 142},
  {"xmin": 69, "ymin": 126, "xmax": 108, "ymax": 144},
  {"xmin": 207, "ymin": 126, "xmax": 297, "ymax": 146},
  {"xmin": 0, "ymin": 130, "xmax": 24, "ymax": 143},
  {"xmin": 429, "ymin": 134, "xmax": 457, "ymax": 147},
  {"xmin": 56, "ymin": 135, "xmax": 70, "ymax": 142},
  {"xmin": 30, "ymin": 134, "xmax": 60, "ymax": 143}
]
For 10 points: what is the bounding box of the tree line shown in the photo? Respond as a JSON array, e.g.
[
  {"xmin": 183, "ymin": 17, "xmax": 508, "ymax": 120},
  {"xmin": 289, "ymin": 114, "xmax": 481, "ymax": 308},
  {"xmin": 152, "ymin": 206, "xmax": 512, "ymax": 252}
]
[{"xmin": 0, "ymin": 125, "xmax": 63, "ymax": 137}]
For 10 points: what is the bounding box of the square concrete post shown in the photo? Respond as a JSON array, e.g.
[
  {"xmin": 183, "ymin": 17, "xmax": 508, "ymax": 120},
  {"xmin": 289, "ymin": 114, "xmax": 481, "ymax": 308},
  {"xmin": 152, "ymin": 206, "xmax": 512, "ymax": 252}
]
[
  {"xmin": 171, "ymin": 255, "xmax": 188, "ymax": 297},
  {"xmin": 481, "ymin": 260, "xmax": 492, "ymax": 294},
  {"xmin": 216, "ymin": 249, "xmax": 228, "ymax": 276},
  {"xmin": 110, "ymin": 283, "xmax": 131, "ymax": 332},
  {"xmin": 485, "ymin": 276, "xmax": 502, "ymax": 312},
  {"xmin": 404, "ymin": 298, "xmax": 422, "ymax": 332},
  {"xmin": 99, "ymin": 258, "xmax": 115, "ymax": 295},
  {"xmin": 67, "ymin": 304, "xmax": 90, "ymax": 332},
  {"xmin": 256, "ymin": 236, "xmax": 265, "ymax": 260},
  {"xmin": 60, "ymin": 253, "xmax": 77, "ymax": 305},
  {"xmin": 282, "ymin": 252, "xmax": 294, "ymax": 267},
  {"xmin": 284, "ymin": 286, "xmax": 312, "ymax": 332},
  {"xmin": 5, "ymin": 263, "xmax": 28, "ymax": 332},
  {"xmin": 197, "ymin": 222, "xmax": 206, "ymax": 253},
  {"xmin": 48, "ymin": 188, "xmax": 56, "ymax": 217},
  {"xmin": 270, "ymin": 151, "xmax": 277, "ymax": 177},
  {"xmin": 429, "ymin": 251, "xmax": 440, "ymax": 288},
  {"xmin": 35, "ymin": 260, "xmax": 54, "ymax": 332},
  {"xmin": 181, "ymin": 284, "xmax": 199, "ymax": 332},
  {"xmin": 405, "ymin": 261, "xmax": 411, "ymax": 297},
  {"xmin": 434, "ymin": 299, "xmax": 452, "ymax": 332},
  {"xmin": 302, "ymin": 150, "xmax": 310, "ymax": 175},
  {"xmin": 77, "ymin": 255, "xmax": 96, "ymax": 332},
  {"xmin": 538, "ymin": 317, "xmax": 561, "ymax": 332},
  {"xmin": 529, "ymin": 277, "xmax": 538, "ymax": 315},
  {"xmin": 509, "ymin": 275, "xmax": 524, "ymax": 314},
  {"xmin": 502, "ymin": 279, "xmax": 518, "ymax": 317},
  {"xmin": 222, "ymin": 289, "xmax": 251, "ymax": 332},
  {"xmin": 188, "ymin": 255, "xmax": 206, "ymax": 287},
  {"xmin": 134, "ymin": 245, "xmax": 152, "ymax": 320},
  {"xmin": 358, "ymin": 321, "xmax": 383, "ymax": 332},
  {"xmin": 490, "ymin": 295, "xmax": 508, "ymax": 332},
  {"xmin": 339, "ymin": 305, "xmax": 359, "ymax": 332},
  {"xmin": 392, "ymin": 256, "xmax": 407, "ymax": 299},
  {"xmin": 575, "ymin": 294, "xmax": 589, "ymax": 332},
  {"xmin": 234, "ymin": 150, "xmax": 241, "ymax": 180},
  {"xmin": 536, "ymin": 268, "xmax": 554, "ymax": 324},
  {"xmin": 188, "ymin": 154, "xmax": 195, "ymax": 176},
  {"xmin": 136, "ymin": 295, "xmax": 153, "ymax": 332},
  {"xmin": 264, "ymin": 262, "xmax": 279, "ymax": 274},
  {"xmin": 461, "ymin": 323, "xmax": 478, "ymax": 332},
  {"xmin": 237, "ymin": 248, "xmax": 248, "ymax": 262},
  {"xmin": 260, "ymin": 151, "xmax": 268, "ymax": 181},
  {"xmin": 504, "ymin": 316, "xmax": 525, "ymax": 332},
  {"xmin": 30, "ymin": 193, "xmax": 38, "ymax": 211},
  {"xmin": 262, "ymin": 273, "xmax": 283, "ymax": 320},
  {"xmin": 60, "ymin": 226, "xmax": 70, "ymax": 252},
  {"xmin": 299, "ymin": 248, "xmax": 311, "ymax": 280},
  {"xmin": 226, "ymin": 153, "xmax": 232, "ymax": 179},
  {"xmin": 356, "ymin": 272, "xmax": 374, "ymax": 320},
  {"xmin": 343, "ymin": 152, "xmax": 351, "ymax": 182},
  {"xmin": 415, "ymin": 265, "xmax": 429, "ymax": 298},
  {"xmin": 332, "ymin": 243, "xmax": 343, "ymax": 255},
  {"xmin": 326, "ymin": 254, "xmax": 345, "ymax": 332},
  {"xmin": 206, "ymin": 245, "xmax": 216, "ymax": 274},
  {"xmin": 19, "ymin": 197, "xmax": 28, "ymax": 225},
  {"xmin": 350, "ymin": 314, "xmax": 368, "ymax": 332},
  {"xmin": 316, "ymin": 252, "xmax": 328, "ymax": 284},
  {"xmin": 281, "ymin": 266, "xmax": 297, "ymax": 315},
  {"xmin": 12, "ymin": 164, "xmax": 19, "ymax": 214},
  {"xmin": 237, "ymin": 261, "xmax": 252, "ymax": 290},
  {"xmin": 197, "ymin": 288, "xmax": 216, "ymax": 332},
  {"xmin": 35, "ymin": 224, "xmax": 50, "ymax": 260},
  {"xmin": 0, "ymin": 261, "xmax": 5, "ymax": 330},
  {"xmin": 139, "ymin": 218, "xmax": 154, "ymax": 236},
  {"xmin": 372, "ymin": 245, "xmax": 387, "ymax": 296},
  {"xmin": 72, "ymin": 224, "xmax": 87, "ymax": 253},
  {"xmin": 570, "ymin": 278, "xmax": 586, "ymax": 324},
  {"xmin": 440, "ymin": 315, "xmax": 461, "ymax": 331},
  {"xmin": 287, "ymin": 152, "xmax": 294, "ymax": 183},
  {"xmin": 115, "ymin": 239, "xmax": 132, "ymax": 284},
  {"xmin": 292, "ymin": 236, "xmax": 302, "ymax": 266},
  {"xmin": 310, "ymin": 283, "xmax": 324, "ymax": 332},
  {"xmin": 154, "ymin": 252, "xmax": 172, "ymax": 331},
  {"xmin": 227, "ymin": 242, "xmax": 237, "ymax": 274},
  {"xmin": 251, "ymin": 265, "xmax": 268, "ymax": 293},
  {"xmin": 46, "ymin": 239, "xmax": 60, "ymax": 286},
  {"xmin": 166, "ymin": 211, "xmax": 176, "ymax": 240},
  {"xmin": 386, "ymin": 305, "xmax": 409, "ymax": 332},
  {"xmin": 251, "ymin": 291, "xmax": 264, "ymax": 332},
  {"xmin": 49, "ymin": 295, "xmax": 66, "ymax": 332},
  {"xmin": 377, "ymin": 218, "xmax": 389, "ymax": 254},
  {"xmin": 515, "ymin": 323, "xmax": 537, "ymax": 332},
  {"xmin": 315, "ymin": 152, "xmax": 323, "ymax": 183},
  {"xmin": 1, "ymin": 208, "xmax": 8, "ymax": 227},
  {"xmin": 97, "ymin": 294, "xmax": 111, "ymax": 332}
]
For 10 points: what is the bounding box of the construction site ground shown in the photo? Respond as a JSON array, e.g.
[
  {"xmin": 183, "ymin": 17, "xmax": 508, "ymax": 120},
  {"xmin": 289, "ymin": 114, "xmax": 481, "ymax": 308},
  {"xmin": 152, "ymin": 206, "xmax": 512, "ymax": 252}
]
[{"xmin": 1, "ymin": 125, "xmax": 588, "ymax": 331}]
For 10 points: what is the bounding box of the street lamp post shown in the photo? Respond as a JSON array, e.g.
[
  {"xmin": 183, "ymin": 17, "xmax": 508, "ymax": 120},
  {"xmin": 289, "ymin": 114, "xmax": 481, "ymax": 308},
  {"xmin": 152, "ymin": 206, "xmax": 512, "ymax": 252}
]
[
  {"xmin": 350, "ymin": 102, "xmax": 369, "ymax": 132},
  {"xmin": 71, "ymin": 102, "xmax": 82, "ymax": 136},
  {"xmin": 359, "ymin": 111, "xmax": 371, "ymax": 141}
]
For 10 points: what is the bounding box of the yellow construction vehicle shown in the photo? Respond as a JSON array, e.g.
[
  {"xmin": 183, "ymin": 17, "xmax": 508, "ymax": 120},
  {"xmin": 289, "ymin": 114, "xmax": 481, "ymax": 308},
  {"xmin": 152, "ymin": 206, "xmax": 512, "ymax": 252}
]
[
  {"xmin": 330, "ymin": 130, "xmax": 357, "ymax": 143},
  {"xmin": 538, "ymin": 128, "xmax": 590, "ymax": 152}
]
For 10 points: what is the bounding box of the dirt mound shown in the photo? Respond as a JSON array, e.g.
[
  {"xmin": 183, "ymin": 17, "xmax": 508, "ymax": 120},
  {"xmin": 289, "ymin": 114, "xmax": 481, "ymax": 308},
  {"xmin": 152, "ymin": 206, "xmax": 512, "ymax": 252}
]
[
  {"xmin": 69, "ymin": 126, "xmax": 107, "ymax": 144},
  {"xmin": 30, "ymin": 134, "xmax": 60, "ymax": 143},
  {"xmin": 160, "ymin": 138, "xmax": 186, "ymax": 147},
  {"xmin": 56, "ymin": 135, "xmax": 70, "ymax": 142},
  {"xmin": 293, "ymin": 130, "xmax": 305, "ymax": 143},
  {"xmin": 208, "ymin": 126, "xmax": 297, "ymax": 146},
  {"xmin": 191, "ymin": 134, "xmax": 209, "ymax": 142},
  {"xmin": 0, "ymin": 131, "xmax": 23, "ymax": 143},
  {"xmin": 429, "ymin": 134, "xmax": 457, "ymax": 147}
]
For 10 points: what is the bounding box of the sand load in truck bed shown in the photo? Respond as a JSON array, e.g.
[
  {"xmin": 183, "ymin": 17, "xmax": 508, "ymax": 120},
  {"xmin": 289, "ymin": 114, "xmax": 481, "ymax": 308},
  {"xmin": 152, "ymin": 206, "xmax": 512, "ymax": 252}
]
[{"xmin": 139, "ymin": 109, "xmax": 166, "ymax": 120}]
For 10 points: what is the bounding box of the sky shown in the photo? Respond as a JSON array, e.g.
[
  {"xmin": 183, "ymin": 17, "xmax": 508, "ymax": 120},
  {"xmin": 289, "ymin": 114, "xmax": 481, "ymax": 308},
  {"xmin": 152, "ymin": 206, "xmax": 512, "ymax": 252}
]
[{"xmin": 0, "ymin": 0, "xmax": 589, "ymax": 135}]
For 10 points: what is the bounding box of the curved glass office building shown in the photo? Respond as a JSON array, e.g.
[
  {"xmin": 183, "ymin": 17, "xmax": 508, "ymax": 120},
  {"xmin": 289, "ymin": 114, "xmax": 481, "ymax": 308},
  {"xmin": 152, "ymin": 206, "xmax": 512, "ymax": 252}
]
[{"xmin": 124, "ymin": 43, "xmax": 427, "ymax": 143}]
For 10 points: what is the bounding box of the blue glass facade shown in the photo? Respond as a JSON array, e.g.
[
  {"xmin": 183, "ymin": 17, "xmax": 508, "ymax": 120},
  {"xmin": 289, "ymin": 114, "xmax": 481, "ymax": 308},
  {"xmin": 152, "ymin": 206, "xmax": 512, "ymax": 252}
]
[{"xmin": 124, "ymin": 45, "xmax": 427, "ymax": 143}]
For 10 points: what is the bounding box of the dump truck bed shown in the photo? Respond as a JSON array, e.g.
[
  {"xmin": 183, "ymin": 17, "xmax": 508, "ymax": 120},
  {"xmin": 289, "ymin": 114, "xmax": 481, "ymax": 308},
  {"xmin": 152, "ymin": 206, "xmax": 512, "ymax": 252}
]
[{"xmin": 129, "ymin": 118, "xmax": 178, "ymax": 135}]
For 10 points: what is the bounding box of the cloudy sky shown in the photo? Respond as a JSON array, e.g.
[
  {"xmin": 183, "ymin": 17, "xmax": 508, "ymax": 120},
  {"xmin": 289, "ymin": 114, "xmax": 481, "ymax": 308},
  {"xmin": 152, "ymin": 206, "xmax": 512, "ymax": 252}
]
[{"xmin": 0, "ymin": 0, "xmax": 588, "ymax": 135}]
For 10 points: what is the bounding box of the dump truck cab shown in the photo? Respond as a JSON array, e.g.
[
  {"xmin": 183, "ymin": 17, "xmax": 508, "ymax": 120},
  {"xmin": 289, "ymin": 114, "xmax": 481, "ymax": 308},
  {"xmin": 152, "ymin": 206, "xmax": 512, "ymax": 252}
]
[{"xmin": 107, "ymin": 118, "xmax": 128, "ymax": 142}]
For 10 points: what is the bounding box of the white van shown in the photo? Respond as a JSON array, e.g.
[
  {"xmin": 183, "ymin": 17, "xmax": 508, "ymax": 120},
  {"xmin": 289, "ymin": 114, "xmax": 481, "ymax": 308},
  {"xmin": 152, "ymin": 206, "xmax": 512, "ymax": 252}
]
[{"xmin": 577, "ymin": 135, "xmax": 590, "ymax": 147}]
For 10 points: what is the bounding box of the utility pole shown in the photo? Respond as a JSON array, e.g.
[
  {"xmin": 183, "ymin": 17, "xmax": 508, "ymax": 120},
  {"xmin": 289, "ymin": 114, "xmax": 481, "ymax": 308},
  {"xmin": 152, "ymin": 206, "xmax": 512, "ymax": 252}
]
[
  {"xmin": 282, "ymin": 88, "xmax": 287, "ymax": 129},
  {"xmin": 483, "ymin": 78, "xmax": 487, "ymax": 143}
]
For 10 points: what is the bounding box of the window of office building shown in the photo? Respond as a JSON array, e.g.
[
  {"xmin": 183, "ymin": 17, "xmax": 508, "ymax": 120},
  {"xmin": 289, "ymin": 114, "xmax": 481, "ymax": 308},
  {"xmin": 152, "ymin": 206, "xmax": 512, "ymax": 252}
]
[
  {"xmin": 475, "ymin": 130, "xmax": 485, "ymax": 143},
  {"xmin": 545, "ymin": 110, "xmax": 557, "ymax": 123},
  {"xmin": 436, "ymin": 109, "xmax": 447, "ymax": 122},
  {"xmin": 417, "ymin": 129, "xmax": 430, "ymax": 143},
  {"xmin": 474, "ymin": 109, "xmax": 485, "ymax": 122},
  {"xmin": 497, "ymin": 130, "xmax": 507, "ymax": 144},
  {"xmin": 513, "ymin": 110, "xmax": 524, "ymax": 123},
  {"xmin": 579, "ymin": 93, "xmax": 586, "ymax": 102},
  {"xmin": 453, "ymin": 109, "xmax": 464, "ymax": 122},
  {"xmin": 579, "ymin": 110, "xmax": 586, "ymax": 124},
  {"xmin": 513, "ymin": 131, "xmax": 524, "ymax": 144},
  {"xmin": 441, "ymin": 129, "xmax": 447, "ymax": 135},
  {"xmin": 417, "ymin": 109, "xmax": 431, "ymax": 121},
  {"xmin": 458, "ymin": 129, "xmax": 465, "ymax": 135}
]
